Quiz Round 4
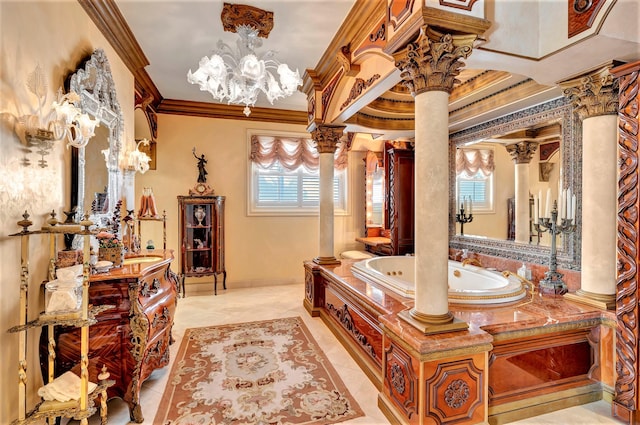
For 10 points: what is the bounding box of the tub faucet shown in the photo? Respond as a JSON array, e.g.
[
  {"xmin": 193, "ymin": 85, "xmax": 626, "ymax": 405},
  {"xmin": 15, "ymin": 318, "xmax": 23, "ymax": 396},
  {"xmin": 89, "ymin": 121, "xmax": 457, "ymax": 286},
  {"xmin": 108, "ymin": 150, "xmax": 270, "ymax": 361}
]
[{"xmin": 461, "ymin": 257, "xmax": 482, "ymax": 267}]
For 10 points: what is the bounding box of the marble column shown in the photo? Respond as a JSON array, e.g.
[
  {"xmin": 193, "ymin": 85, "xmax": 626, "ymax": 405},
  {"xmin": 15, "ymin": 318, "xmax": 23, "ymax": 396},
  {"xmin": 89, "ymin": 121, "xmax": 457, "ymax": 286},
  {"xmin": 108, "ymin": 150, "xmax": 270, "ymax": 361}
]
[
  {"xmin": 561, "ymin": 65, "xmax": 619, "ymax": 310},
  {"xmin": 505, "ymin": 142, "xmax": 538, "ymax": 243},
  {"xmin": 392, "ymin": 27, "xmax": 478, "ymax": 333},
  {"xmin": 312, "ymin": 125, "xmax": 345, "ymax": 265}
]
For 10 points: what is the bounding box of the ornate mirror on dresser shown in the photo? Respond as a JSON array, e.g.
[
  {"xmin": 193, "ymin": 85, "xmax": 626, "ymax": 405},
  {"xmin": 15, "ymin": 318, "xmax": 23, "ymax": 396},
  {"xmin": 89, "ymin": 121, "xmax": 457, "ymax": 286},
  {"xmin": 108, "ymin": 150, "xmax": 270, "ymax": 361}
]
[
  {"xmin": 69, "ymin": 48, "xmax": 123, "ymax": 226},
  {"xmin": 449, "ymin": 98, "xmax": 582, "ymax": 270}
]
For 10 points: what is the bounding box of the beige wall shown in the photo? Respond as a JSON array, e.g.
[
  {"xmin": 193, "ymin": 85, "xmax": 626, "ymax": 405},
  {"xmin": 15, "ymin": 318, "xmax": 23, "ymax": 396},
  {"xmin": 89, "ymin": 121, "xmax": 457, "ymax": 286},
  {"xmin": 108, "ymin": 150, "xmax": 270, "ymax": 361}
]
[
  {"xmin": 0, "ymin": 2, "xmax": 134, "ymax": 422},
  {"xmin": 135, "ymin": 114, "xmax": 365, "ymax": 292}
]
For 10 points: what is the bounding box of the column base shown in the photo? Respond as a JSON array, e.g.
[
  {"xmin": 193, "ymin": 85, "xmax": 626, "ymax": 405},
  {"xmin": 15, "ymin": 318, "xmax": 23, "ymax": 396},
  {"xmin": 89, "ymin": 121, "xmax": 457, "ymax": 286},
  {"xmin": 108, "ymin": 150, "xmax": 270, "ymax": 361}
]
[
  {"xmin": 313, "ymin": 256, "xmax": 341, "ymax": 266},
  {"xmin": 398, "ymin": 308, "xmax": 468, "ymax": 335},
  {"xmin": 564, "ymin": 289, "xmax": 616, "ymax": 310}
]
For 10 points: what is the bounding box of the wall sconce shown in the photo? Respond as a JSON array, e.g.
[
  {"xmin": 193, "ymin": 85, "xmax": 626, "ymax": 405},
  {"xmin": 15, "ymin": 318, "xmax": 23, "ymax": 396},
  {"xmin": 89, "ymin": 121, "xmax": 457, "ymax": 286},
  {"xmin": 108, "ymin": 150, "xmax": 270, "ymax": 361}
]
[
  {"xmin": 17, "ymin": 65, "xmax": 100, "ymax": 167},
  {"xmin": 121, "ymin": 139, "xmax": 151, "ymax": 174}
]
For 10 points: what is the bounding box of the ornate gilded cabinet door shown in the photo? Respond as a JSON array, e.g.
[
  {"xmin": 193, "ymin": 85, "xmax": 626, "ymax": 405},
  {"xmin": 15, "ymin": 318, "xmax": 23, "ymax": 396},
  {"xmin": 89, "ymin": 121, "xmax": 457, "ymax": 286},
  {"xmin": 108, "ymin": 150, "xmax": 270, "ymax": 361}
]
[{"xmin": 177, "ymin": 195, "xmax": 226, "ymax": 295}]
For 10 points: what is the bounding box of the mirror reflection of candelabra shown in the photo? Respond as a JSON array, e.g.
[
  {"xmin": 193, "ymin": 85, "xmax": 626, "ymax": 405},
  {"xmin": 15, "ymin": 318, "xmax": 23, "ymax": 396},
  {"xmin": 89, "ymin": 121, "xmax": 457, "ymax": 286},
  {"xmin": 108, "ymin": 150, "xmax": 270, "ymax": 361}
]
[
  {"xmin": 456, "ymin": 196, "xmax": 473, "ymax": 235},
  {"xmin": 534, "ymin": 189, "xmax": 576, "ymax": 295}
]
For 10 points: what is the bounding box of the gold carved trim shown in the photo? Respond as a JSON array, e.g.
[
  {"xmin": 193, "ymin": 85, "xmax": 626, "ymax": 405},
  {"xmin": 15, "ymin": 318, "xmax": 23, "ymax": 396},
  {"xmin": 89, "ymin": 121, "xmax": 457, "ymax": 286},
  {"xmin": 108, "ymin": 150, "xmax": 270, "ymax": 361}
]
[
  {"xmin": 340, "ymin": 74, "xmax": 381, "ymax": 110},
  {"xmin": 382, "ymin": 321, "xmax": 492, "ymax": 362},
  {"xmin": 449, "ymin": 70, "xmax": 511, "ymax": 103},
  {"xmin": 399, "ymin": 309, "xmax": 469, "ymax": 335},
  {"xmin": 505, "ymin": 142, "xmax": 539, "ymax": 164},
  {"xmin": 560, "ymin": 63, "xmax": 620, "ymax": 120},
  {"xmin": 439, "ymin": 0, "xmax": 481, "ymax": 12},
  {"xmin": 157, "ymin": 99, "xmax": 308, "ymax": 125},
  {"xmin": 565, "ymin": 290, "xmax": 616, "ymax": 310},
  {"xmin": 311, "ymin": 125, "xmax": 346, "ymax": 154},
  {"xmin": 393, "ymin": 26, "xmax": 478, "ymax": 95},
  {"xmin": 490, "ymin": 318, "xmax": 603, "ymax": 343},
  {"xmin": 346, "ymin": 112, "xmax": 415, "ymax": 132},
  {"xmin": 337, "ymin": 44, "xmax": 361, "ymax": 77},
  {"xmin": 313, "ymin": 256, "xmax": 341, "ymax": 265}
]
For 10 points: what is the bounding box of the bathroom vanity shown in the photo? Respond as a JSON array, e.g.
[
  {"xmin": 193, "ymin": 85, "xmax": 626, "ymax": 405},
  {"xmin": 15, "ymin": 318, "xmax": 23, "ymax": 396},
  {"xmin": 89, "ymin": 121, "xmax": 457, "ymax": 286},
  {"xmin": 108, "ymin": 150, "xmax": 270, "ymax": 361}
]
[{"xmin": 40, "ymin": 250, "xmax": 179, "ymax": 423}]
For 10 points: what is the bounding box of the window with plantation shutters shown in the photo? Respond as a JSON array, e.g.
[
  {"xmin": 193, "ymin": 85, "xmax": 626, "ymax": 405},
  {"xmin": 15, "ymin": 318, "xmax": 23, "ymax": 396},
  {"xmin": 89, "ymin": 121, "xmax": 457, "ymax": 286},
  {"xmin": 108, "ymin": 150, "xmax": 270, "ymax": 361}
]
[
  {"xmin": 248, "ymin": 132, "xmax": 347, "ymax": 216},
  {"xmin": 456, "ymin": 148, "xmax": 495, "ymax": 212}
]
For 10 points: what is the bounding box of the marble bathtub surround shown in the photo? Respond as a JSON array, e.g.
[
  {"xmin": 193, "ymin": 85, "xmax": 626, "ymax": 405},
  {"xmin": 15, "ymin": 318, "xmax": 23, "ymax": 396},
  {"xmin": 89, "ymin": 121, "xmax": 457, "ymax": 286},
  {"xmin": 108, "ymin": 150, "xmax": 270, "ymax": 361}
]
[
  {"xmin": 392, "ymin": 21, "xmax": 489, "ymax": 333},
  {"xmin": 560, "ymin": 64, "xmax": 619, "ymax": 310},
  {"xmin": 306, "ymin": 259, "xmax": 616, "ymax": 424},
  {"xmin": 449, "ymin": 249, "xmax": 582, "ymax": 292}
]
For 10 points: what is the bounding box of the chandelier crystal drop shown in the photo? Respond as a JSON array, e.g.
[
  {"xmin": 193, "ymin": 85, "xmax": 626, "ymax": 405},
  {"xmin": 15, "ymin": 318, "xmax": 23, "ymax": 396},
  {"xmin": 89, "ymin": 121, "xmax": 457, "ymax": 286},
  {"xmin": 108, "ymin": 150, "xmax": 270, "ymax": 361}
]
[{"xmin": 188, "ymin": 23, "xmax": 302, "ymax": 117}]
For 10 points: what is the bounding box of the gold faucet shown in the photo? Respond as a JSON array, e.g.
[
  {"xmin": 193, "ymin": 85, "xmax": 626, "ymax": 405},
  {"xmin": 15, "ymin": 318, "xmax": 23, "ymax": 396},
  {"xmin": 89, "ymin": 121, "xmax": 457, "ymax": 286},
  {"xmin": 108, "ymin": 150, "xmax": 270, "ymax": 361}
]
[{"xmin": 461, "ymin": 257, "xmax": 482, "ymax": 267}]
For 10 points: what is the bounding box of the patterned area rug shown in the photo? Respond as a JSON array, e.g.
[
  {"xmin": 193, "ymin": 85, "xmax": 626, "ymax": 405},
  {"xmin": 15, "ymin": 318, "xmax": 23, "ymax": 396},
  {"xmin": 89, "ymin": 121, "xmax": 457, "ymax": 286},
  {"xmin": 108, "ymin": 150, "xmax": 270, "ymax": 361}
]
[{"xmin": 154, "ymin": 316, "xmax": 363, "ymax": 425}]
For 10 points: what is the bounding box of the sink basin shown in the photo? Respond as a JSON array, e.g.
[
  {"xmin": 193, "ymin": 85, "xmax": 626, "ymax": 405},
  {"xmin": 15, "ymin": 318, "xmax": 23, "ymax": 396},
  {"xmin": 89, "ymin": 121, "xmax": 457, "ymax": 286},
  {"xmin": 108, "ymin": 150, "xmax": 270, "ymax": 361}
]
[{"xmin": 123, "ymin": 256, "xmax": 163, "ymax": 265}]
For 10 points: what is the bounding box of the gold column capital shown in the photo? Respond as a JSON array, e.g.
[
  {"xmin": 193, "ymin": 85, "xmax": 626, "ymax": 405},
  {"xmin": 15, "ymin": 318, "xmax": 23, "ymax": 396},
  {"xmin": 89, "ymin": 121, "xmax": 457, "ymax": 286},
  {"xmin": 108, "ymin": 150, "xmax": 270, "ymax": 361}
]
[
  {"xmin": 392, "ymin": 25, "xmax": 478, "ymax": 95},
  {"xmin": 311, "ymin": 125, "xmax": 346, "ymax": 154},
  {"xmin": 560, "ymin": 64, "xmax": 619, "ymax": 120},
  {"xmin": 505, "ymin": 141, "xmax": 539, "ymax": 164}
]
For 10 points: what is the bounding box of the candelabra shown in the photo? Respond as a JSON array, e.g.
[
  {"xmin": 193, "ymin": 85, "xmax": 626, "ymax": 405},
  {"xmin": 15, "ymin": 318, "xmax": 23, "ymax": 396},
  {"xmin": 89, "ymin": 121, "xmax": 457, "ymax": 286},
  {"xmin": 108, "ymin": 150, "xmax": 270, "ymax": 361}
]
[
  {"xmin": 455, "ymin": 206, "xmax": 473, "ymax": 235},
  {"xmin": 534, "ymin": 201, "xmax": 576, "ymax": 295}
]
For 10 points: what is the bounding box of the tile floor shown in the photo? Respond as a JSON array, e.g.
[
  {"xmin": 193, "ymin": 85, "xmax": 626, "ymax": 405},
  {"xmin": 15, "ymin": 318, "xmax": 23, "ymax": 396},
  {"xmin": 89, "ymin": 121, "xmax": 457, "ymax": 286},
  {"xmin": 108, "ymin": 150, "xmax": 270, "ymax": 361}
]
[{"xmin": 76, "ymin": 283, "xmax": 623, "ymax": 425}]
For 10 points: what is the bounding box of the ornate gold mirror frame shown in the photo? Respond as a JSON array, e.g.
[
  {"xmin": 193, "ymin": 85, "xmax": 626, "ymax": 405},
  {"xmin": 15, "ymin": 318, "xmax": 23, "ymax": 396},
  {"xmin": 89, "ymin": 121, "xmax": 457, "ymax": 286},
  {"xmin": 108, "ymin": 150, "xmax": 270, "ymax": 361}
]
[{"xmin": 449, "ymin": 98, "xmax": 582, "ymax": 270}]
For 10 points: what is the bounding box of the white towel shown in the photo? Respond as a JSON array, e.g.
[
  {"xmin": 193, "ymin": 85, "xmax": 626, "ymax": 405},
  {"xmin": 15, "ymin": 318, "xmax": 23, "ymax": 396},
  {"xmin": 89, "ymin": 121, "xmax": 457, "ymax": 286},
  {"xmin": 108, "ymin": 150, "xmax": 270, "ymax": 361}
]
[{"xmin": 37, "ymin": 371, "xmax": 97, "ymax": 402}]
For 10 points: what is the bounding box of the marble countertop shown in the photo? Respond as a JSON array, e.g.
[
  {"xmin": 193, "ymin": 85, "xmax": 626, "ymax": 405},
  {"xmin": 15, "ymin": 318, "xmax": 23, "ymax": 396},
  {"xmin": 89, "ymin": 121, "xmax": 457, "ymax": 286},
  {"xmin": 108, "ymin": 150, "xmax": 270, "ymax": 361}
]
[
  {"xmin": 90, "ymin": 249, "xmax": 174, "ymax": 282},
  {"xmin": 317, "ymin": 259, "xmax": 615, "ymax": 354}
]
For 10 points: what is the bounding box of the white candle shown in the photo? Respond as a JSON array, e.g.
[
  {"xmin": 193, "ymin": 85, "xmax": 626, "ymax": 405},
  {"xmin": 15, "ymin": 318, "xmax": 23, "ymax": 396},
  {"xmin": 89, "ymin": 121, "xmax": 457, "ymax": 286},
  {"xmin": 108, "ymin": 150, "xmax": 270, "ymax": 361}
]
[
  {"xmin": 545, "ymin": 188, "xmax": 552, "ymax": 218},
  {"xmin": 468, "ymin": 196, "xmax": 473, "ymax": 214},
  {"xmin": 533, "ymin": 196, "xmax": 538, "ymax": 223},
  {"xmin": 560, "ymin": 189, "xmax": 566, "ymax": 220},
  {"xmin": 538, "ymin": 190, "xmax": 542, "ymax": 219},
  {"xmin": 566, "ymin": 187, "xmax": 572, "ymax": 220},
  {"xmin": 571, "ymin": 194, "xmax": 577, "ymax": 221}
]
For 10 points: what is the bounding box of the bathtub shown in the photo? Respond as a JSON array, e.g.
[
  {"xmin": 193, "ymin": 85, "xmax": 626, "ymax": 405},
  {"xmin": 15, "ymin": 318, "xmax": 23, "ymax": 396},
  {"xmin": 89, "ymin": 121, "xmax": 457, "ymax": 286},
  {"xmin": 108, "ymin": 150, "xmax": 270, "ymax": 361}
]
[{"xmin": 350, "ymin": 256, "xmax": 527, "ymax": 304}]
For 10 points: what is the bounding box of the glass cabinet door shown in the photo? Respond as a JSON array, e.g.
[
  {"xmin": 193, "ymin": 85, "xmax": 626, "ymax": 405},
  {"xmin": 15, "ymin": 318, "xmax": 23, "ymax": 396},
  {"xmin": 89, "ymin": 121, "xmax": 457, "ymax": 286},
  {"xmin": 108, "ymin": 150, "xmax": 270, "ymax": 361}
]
[
  {"xmin": 178, "ymin": 195, "xmax": 226, "ymax": 296},
  {"xmin": 183, "ymin": 202, "xmax": 214, "ymax": 273}
]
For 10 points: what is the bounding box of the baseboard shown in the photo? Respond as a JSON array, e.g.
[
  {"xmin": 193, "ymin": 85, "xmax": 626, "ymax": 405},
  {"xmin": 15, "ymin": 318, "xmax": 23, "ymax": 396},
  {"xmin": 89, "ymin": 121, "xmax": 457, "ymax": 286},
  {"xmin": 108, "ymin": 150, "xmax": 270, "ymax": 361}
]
[{"xmin": 182, "ymin": 278, "xmax": 302, "ymax": 296}]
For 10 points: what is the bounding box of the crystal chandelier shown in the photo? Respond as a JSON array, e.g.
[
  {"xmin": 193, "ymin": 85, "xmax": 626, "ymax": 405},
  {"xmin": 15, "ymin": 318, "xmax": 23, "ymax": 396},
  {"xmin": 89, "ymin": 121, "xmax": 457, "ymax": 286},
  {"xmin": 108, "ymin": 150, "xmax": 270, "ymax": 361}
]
[{"xmin": 187, "ymin": 3, "xmax": 302, "ymax": 117}]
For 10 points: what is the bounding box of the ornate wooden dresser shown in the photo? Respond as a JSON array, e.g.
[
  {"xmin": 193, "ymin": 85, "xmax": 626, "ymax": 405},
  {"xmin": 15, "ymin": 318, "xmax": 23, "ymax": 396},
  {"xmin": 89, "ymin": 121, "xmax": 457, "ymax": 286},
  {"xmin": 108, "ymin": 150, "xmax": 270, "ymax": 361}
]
[{"xmin": 40, "ymin": 250, "xmax": 179, "ymax": 423}]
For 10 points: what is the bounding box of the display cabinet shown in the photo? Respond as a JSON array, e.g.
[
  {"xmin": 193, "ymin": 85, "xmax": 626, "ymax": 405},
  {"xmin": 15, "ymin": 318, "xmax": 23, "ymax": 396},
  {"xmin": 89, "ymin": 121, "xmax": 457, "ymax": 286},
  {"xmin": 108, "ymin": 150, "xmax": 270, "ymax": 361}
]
[
  {"xmin": 177, "ymin": 195, "xmax": 226, "ymax": 295},
  {"xmin": 8, "ymin": 212, "xmax": 113, "ymax": 425},
  {"xmin": 384, "ymin": 143, "xmax": 415, "ymax": 255}
]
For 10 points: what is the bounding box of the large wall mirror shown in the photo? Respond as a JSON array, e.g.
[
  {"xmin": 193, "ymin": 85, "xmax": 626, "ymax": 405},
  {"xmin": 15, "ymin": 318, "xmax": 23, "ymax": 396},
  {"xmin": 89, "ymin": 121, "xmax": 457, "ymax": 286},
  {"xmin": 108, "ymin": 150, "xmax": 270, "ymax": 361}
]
[
  {"xmin": 69, "ymin": 48, "xmax": 123, "ymax": 226},
  {"xmin": 449, "ymin": 98, "xmax": 582, "ymax": 270}
]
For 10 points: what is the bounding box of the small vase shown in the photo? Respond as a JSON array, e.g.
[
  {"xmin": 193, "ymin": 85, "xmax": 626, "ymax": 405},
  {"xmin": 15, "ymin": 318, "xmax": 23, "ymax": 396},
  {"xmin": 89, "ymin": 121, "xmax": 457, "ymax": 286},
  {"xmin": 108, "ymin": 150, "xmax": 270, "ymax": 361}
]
[{"xmin": 194, "ymin": 206, "xmax": 206, "ymax": 226}]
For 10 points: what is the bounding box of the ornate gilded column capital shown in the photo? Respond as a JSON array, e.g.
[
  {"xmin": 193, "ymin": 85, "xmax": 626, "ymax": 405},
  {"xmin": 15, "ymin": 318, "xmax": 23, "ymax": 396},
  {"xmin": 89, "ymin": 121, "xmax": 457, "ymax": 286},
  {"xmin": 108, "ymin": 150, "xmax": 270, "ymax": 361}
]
[
  {"xmin": 560, "ymin": 64, "xmax": 619, "ymax": 120},
  {"xmin": 392, "ymin": 26, "xmax": 478, "ymax": 95},
  {"xmin": 505, "ymin": 141, "xmax": 539, "ymax": 164},
  {"xmin": 311, "ymin": 125, "xmax": 346, "ymax": 154}
]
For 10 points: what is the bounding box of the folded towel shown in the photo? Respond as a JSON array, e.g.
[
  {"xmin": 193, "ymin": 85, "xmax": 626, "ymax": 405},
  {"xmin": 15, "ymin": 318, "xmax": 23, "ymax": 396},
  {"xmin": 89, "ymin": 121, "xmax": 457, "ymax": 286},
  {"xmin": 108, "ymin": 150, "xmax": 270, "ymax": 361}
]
[{"xmin": 37, "ymin": 371, "xmax": 97, "ymax": 402}]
